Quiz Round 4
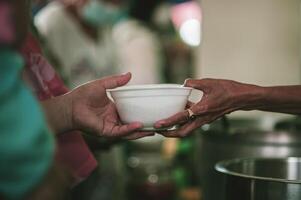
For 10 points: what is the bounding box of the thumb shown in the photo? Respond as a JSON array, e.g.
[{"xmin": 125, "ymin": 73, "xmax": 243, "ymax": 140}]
[
  {"xmin": 184, "ymin": 78, "xmax": 209, "ymax": 92},
  {"xmin": 102, "ymin": 72, "xmax": 132, "ymax": 89},
  {"xmin": 184, "ymin": 78, "xmax": 201, "ymax": 88}
]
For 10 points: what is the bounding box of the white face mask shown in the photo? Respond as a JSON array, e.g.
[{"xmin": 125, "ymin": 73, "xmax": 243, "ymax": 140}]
[{"xmin": 80, "ymin": 0, "xmax": 123, "ymax": 27}]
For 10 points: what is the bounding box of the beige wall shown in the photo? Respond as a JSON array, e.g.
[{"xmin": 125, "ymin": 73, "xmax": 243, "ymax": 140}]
[
  {"xmin": 193, "ymin": 0, "xmax": 301, "ymax": 123},
  {"xmin": 195, "ymin": 0, "xmax": 301, "ymax": 86}
]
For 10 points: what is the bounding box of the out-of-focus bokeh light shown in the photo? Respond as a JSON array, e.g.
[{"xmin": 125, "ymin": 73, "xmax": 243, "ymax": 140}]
[
  {"xmin": 179, "ymin": 18, "xmax": 201, "ymax": 46},
  {"xmin": 171, "ymin": 1, "xmax": 202, "ymax": 47}
]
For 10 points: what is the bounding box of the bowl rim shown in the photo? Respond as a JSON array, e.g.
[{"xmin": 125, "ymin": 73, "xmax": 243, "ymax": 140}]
[{"xmin": 107, "ymin": 84, "xmax": 193, "ymax": 92}]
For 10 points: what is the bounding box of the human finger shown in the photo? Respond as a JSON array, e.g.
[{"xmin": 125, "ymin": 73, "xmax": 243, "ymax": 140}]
[
  {"xmin": 160, "ymin": 121, "xmax": 199, "ymax": 138},
  {"xmin": 184, "ymin": 78, "xmax": 212, "ymax": 93},
  {"xmin": 154, "ymin": 110, "xmax": 190, "ymax": 129},
  {"xmin": 159, "ymin": 113, "xmax": 214, "ymax": 137},
  {"xmin": 124, "ymin": 132, "xmax": 156, "ymax": 140},
  {"xmin": 109, "ymin": 122, "xmax": 143, "ymax": 137},
  {"xmin": 185, "ymin": 100, "xmax": 194, "ymax": 109},
  {"xmin": 161, "ymin": 112, "xmax": 228, "ymax": 138},
  {"xmin": 102, "ymin": 72, "xmax": 132, "ymax": 90}
]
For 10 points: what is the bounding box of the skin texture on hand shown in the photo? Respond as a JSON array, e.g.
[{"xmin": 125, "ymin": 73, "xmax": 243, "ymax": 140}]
[
  {"xmin": 155, "ymin": 78, "xmax": 301, "ymax": 138},
  {"xmin": 42, "ymin": 73, "xmax": 154, "ymax": 140},
  {"xmin": 154, "ymin": 78, "xmax": 261, "ymax": 137}
]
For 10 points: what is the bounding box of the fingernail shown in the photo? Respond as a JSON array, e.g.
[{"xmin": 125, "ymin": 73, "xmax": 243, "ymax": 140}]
[{"xmin": 184, "ymin": 78, "xmax": 192, "ymax": 86}]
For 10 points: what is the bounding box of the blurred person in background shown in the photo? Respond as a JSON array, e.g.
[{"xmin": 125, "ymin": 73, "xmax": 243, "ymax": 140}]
[
  {"xmin": 0, "ymin": 1, "xmax": 68, "ymax": 199},
  {"xmin": 21, "ymin": 28, "xmax": 152, "ymax": 200},
  {"xmin": 34, "ymin": 0, "xmax": 163, "ymax": 199},
  {"xmin": 112, "ymin": 0, "xmax": 164, "ymax": 84},
  {"xmin": 1, "ymin": 1, "xmax": 152, "ymax": 199},
  {"xmin": 34, "ymin": 0, "xmax": 120, "ymax": 88},
  {"xmin": 35, "ymin": 0, "xmax": 164, "ymax": 87},
  {"xmin": 31, "ymin": 0, "xmax": 50, "ymax": 16}
]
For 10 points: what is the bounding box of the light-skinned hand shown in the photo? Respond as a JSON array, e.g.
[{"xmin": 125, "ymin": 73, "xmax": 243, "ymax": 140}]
[{"xmin": 45, "ymin": 73, "xmax": 154, "ymax": 140}]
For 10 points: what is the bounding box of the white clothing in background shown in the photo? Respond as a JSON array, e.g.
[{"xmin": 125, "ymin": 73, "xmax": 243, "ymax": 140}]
[
  {"xmin": 112, "ymin": 19, "xmax": 162, "ymax": 85},
  {"xmin": 35, "ymin": 2, "xmax": 118, "ymax": 88}
]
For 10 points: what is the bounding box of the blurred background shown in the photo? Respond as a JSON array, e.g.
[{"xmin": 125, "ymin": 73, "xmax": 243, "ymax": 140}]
[{"xmin": 30, "ymin": 0, "xmax": 301, "ymax": 199}]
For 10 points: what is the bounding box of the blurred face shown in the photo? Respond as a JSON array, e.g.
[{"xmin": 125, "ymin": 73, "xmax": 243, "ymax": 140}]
[
  {"xmin": 0, "ymin": 0, "xmax": 30, "ymax": 48},
  {"xmin": 0, "ymin": 1, "xmax": 15, "ymax": 44},
  {"xmin": 59, "ymin": 0, "xmax": 89, "ymax": 9},
  {"xmin": 79, "ymin": 0, "xmax": 124, "ymax": 26},
  {"xmin": 102, "ymin": 0, "xmax": 122, "ymax": 6}
]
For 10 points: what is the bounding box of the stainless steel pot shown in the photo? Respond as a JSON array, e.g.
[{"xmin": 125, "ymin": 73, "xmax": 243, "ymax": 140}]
[
  {"xmin": 196, "ymin": 118, "xmax": 301, "ymax": 200},
  {"xmin": 215, "ymin": 157, "xmax": 301, "ymax": 200}
]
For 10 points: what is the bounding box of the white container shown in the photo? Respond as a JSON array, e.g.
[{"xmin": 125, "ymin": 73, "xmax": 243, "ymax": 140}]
[{"xmin": 107, "ymin": 84, "xmax": 192, "ymax": 131}]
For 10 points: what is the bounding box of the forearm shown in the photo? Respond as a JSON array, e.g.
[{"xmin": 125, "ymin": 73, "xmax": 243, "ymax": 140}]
[
  {"xmin": 239, "ymin": 84, "xmax": 301, "ymax": 115},
  {"xmin": 41, "ymin": 94, "xmax": 73, "ymax": 134}
]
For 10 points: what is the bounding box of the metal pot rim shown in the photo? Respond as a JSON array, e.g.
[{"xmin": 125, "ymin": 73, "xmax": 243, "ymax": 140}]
[
  {"xmin": 202, "ymin": 130, "xmax": 301, "ymax": 145},
  {"xmin": 215, "ymin": 157, "xmax": 301, "ymax": 184}
]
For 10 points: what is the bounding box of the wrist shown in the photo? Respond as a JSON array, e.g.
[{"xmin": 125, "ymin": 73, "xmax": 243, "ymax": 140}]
[
  {"xmin": 235, "ymin": 83, "xmax": 266, "ymax": 111},
  {"xmin": 60, "ymin": 92, "xmax": 74, "ymax": 132},
  {"xmin": 42, "ymin": 94, "xmax": 74, "ymax": 134}
]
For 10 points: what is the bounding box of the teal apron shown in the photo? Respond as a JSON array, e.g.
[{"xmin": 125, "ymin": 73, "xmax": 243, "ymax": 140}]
[{"xmin": 0, "ymin": 48, "xmax": 55, "ymax": 200}]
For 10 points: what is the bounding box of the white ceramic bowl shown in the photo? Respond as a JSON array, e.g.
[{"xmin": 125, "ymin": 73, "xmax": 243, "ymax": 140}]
[{"xmin": 107, "ymin": 84, "xmax": 192, "ymax": 131}]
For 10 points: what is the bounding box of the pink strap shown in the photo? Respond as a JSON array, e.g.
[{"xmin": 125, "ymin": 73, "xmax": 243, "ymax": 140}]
[{"xmin": 0, "ymin": 2, "xmax": 15, "ymax": 44}]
